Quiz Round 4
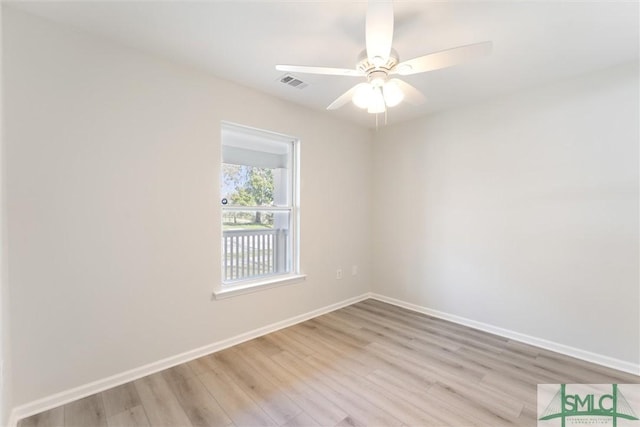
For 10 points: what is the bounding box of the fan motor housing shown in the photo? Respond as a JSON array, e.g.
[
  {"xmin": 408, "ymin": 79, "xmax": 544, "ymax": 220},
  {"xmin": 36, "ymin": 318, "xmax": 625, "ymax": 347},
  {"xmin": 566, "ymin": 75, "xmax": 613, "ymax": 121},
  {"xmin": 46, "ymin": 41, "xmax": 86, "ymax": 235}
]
[{"xmin": 356, "ymin": 49, "xmax": 399, "ymax": 76}]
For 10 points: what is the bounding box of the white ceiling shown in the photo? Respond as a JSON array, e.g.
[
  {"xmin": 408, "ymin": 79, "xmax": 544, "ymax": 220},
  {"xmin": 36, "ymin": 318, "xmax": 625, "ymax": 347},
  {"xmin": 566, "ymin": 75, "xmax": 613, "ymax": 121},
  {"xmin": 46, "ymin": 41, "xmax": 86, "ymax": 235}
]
[{"xmin": 8, "ymin": 0, "xmax": 639, "ymax": 128}]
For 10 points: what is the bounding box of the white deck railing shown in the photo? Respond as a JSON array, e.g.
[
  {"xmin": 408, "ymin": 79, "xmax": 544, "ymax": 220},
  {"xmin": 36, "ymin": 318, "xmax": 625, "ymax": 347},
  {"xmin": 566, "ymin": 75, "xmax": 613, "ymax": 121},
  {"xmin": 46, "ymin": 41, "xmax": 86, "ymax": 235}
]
[{"xmin": 222, "ymin": 228, "xmax": 288, "ymax": 282}]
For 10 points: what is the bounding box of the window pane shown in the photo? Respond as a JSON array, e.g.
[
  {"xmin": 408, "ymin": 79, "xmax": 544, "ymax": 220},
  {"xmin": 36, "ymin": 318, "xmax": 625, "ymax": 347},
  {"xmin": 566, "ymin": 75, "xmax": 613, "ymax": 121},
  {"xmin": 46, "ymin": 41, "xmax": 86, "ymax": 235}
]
[
  {"xmin": 222, "ymin": 209, "xmax": 291, "ymax": 282},
  {"xmin": 221, "ymin": 164, "xmax": 272, "ymax": 207}
]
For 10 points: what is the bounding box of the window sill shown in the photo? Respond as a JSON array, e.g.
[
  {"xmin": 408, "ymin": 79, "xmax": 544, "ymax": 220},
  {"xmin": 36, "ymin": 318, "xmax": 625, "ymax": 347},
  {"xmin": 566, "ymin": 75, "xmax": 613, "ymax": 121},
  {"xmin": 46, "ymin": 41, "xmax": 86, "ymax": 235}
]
[{"xmin": 212, "ymin": 274, "xmax": 306, "ymax": 300}]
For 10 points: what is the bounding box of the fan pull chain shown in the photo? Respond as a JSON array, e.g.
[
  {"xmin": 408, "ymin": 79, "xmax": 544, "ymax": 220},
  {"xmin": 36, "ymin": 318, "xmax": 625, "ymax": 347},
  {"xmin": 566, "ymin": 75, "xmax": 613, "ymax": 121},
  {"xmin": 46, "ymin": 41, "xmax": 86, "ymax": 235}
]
[{"xmin": 373, "ymin": 109, "xmax": 389, "ymax": 129}]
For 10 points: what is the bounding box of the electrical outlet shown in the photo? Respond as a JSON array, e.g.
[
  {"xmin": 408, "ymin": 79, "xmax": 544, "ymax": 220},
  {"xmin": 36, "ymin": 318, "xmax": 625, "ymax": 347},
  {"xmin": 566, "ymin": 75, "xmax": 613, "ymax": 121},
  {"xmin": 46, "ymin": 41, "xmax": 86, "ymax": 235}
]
[
  {"xmin": 352, "ymin": 265, "xmax": 358, "ymax": 276},
  {"xmin": 336, "ymin": 268, "xmax": 343, "ymax": 280}
]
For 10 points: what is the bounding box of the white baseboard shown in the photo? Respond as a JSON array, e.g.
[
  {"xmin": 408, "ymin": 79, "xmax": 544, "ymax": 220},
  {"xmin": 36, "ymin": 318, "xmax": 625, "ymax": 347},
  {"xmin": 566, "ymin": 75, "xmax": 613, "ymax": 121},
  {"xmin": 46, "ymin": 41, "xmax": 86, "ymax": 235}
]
[
  {"xmin": 369, "ymin": 293, "xmax": 640, "ymax": 376},
  {"xmin": 9, "ymin": 293, "xmax": 370, "ymax": 426}
]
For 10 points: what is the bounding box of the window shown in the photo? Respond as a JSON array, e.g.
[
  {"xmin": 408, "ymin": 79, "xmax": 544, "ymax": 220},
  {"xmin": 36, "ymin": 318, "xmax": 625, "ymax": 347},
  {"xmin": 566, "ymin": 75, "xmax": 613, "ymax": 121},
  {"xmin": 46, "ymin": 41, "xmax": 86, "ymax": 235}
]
[{"xmin": 217, "ymin": 122, "xmax": 302, "ymax": 297}]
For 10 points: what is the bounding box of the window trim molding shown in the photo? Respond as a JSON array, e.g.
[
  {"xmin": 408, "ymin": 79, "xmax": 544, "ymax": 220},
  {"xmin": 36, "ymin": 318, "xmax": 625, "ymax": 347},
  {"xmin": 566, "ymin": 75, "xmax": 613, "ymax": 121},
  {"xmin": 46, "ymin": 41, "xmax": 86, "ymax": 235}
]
[
  {"xmin": 219, "ymin": 122, "xmax": 301, "ymax": 295},
  {"xmin": 213, "ymin": 273, "xmax": 307, "ymax": 300}
]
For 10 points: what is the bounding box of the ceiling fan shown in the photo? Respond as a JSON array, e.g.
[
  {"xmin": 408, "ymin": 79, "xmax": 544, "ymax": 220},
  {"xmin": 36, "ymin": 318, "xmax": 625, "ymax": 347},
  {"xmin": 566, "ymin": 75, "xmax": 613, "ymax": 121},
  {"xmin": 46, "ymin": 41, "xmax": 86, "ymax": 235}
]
[{"xmin": 276, "ymin": 1, "xmax": 492, "ymax": 115}]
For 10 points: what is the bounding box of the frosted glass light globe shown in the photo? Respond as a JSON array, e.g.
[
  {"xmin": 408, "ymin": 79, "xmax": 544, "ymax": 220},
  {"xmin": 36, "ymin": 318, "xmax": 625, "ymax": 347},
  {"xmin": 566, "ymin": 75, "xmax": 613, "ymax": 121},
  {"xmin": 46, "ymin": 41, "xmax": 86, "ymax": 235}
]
[
  {"xmin": 383, "ymin": 81, "xmax": 404, "ymax": 107},
  {"xmin": 352, "ymin": 84, "xmax": 373, "ymax": 109}
]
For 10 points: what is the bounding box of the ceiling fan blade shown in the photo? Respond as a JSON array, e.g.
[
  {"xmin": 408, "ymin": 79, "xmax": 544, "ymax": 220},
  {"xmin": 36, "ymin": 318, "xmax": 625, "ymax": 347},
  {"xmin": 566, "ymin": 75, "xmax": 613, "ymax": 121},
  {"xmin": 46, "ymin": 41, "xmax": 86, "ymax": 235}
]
[
  {"xmin": 276, "ymin": 65, "xmax": 363, "ymax": 77},
  {"xmin": 327, "ymin": 83, "xmax": 368, "ymax": 110},
  {"xmin": 393, "ymin": 41, "xmax": 492, "ymax": 76},
  {"xmin": 366, "ymin": 0, "xmax": 394, "ymax": 64},
  {"xmin": 390, "ymin": 79, "xmax": 426, "ymax": 105}
]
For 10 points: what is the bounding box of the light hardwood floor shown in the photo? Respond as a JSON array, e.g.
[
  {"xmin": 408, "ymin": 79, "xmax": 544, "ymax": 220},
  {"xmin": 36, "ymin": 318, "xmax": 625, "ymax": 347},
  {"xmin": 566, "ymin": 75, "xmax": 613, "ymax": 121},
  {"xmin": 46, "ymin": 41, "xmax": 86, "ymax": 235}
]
[{"xmin": 18, "ymin": 299, "xmax": 639, "ymax": 427}]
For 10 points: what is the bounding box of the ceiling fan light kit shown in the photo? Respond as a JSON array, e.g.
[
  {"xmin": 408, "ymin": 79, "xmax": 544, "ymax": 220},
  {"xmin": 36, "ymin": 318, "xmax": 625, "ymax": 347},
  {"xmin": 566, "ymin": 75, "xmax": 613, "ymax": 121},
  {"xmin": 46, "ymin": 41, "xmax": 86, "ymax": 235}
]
[
  {"xmin": 276, "ymin": 0, "xmax": 492, "ymax": 121},
  {"xmin": 382, "ymin": 81, "xmax": 403, "ymax": 107},
  {"xmin": 352, "ymin": 79, "xmax": 403, "ymax": 111},
  {"xmin": 368, "ymin": 89, "xmax": 386, "ymax": 114}
]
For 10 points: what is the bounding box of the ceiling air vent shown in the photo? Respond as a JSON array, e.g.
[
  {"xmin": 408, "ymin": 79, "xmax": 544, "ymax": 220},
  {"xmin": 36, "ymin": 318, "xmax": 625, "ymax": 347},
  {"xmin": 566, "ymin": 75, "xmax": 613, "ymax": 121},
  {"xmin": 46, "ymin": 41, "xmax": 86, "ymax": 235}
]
[{"xmin": 279, "ymin": 74, "xmax": 308, "ymax": 89}]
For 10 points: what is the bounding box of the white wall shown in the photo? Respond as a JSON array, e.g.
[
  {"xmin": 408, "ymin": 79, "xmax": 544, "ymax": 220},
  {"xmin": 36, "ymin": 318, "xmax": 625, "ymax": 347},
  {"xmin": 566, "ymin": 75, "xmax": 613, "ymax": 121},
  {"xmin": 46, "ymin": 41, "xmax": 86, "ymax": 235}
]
[
  {"xmin": 373, "ymin": 62, "xmax": 639, "ymax": 366},
  {"xmin": 3, "ymin": 8, "xmax": 372, "ymax": 408},
  {"xmin": 0, "ymin": 3, "xmax": 14, "ymax": 425}
]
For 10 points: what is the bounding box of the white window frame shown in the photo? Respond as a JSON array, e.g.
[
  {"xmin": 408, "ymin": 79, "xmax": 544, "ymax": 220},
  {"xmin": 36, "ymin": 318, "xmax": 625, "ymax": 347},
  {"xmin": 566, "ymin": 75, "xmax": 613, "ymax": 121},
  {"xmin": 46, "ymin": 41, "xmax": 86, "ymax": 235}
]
[{"xmin": 213, "ymin": 122, "xmax": 304, "ymax": 299}]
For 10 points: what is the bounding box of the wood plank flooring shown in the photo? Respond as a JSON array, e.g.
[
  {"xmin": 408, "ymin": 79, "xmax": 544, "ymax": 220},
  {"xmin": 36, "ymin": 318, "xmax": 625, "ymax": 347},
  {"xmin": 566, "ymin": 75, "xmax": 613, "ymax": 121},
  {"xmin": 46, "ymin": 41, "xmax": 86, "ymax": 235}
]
[{"xmin": 18, "ymin": 299, "xmax": 639, "ymax": 427}]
